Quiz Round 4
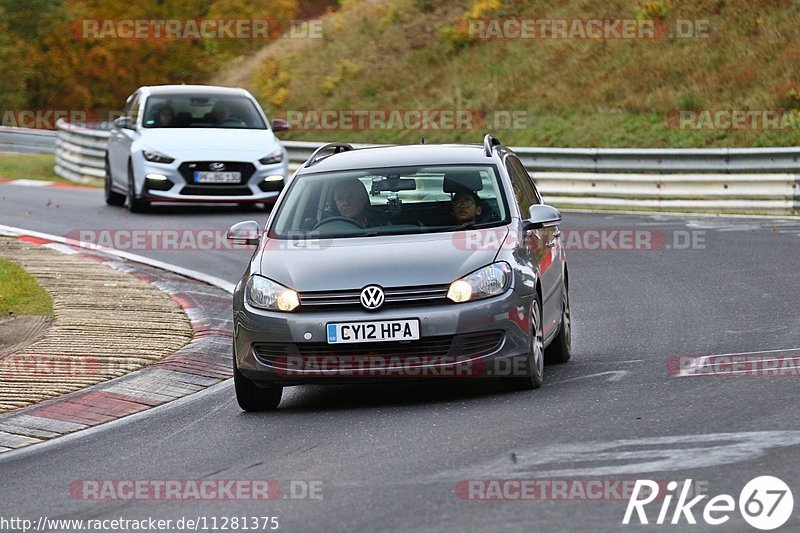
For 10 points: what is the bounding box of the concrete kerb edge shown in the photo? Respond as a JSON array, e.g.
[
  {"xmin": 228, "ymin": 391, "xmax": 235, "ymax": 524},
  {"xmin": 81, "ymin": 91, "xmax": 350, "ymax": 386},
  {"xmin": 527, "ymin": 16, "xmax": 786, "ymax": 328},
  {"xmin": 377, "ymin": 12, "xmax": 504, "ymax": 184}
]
[{"xmin": 0, "ymin": 225, "xmax": 235, "ymax": 454}]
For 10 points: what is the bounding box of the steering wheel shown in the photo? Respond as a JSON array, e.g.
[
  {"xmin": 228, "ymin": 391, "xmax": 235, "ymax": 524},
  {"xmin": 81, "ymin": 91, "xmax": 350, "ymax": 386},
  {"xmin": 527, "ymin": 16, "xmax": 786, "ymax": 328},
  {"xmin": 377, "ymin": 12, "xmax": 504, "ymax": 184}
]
[{"xmin": 312, "ymin": 216, "xmax": 363, "ymax": 230}]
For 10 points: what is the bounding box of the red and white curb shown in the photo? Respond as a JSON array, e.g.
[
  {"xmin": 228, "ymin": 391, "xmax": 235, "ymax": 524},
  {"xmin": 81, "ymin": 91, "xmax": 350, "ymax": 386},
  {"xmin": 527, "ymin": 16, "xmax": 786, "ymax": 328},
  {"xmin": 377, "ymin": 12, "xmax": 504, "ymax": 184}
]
[{"xmin": 0, "ymin": 226, "xmax": 235, "ymax": 453}]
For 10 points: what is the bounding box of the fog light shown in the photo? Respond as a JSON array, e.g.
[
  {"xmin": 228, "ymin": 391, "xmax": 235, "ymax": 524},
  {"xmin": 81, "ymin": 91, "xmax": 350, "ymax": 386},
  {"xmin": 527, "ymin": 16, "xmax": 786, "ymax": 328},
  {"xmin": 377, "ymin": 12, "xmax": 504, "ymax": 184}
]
[
  {"xmin": 259, "ymin": 175, "xmax": 284, "ymax": 192},
  {"xmin": 144, "ymin": 173, "xmax": 172, "ymax": 191}
]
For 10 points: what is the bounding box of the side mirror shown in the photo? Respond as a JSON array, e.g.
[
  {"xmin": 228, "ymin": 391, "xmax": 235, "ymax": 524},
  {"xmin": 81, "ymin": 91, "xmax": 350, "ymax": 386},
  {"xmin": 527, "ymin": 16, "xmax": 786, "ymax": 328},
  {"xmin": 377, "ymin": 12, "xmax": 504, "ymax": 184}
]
[
  {"xmin": 227, "ymin": 220, "xmax": 262, "ymax": 245},
  {"xmin": 113, "ymin": 116, "xmax": 134, "ymax": 130},
  {"xmin": 522, "ymin": 204, "xmax": 562, "ymax": 231},
  {"xmin": 271, "ymin": 119, "xmax": 290, "ymax": 132}
]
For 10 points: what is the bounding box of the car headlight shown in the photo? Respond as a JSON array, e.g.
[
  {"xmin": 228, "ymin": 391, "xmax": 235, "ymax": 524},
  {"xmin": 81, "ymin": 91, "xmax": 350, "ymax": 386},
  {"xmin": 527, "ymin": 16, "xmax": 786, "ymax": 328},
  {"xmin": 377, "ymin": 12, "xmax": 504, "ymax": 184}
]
[
  {"xmin": 259, "ymin": 148, "xmax": 284, "ymax": 165},
  {"xmin": 246, "ymin": 275, "xmax": 299, "ymax": 312},
  {"xmin": 142, "ymin": 150, "xmax": 175, "ymax": 164},
  {"xmin": 447, "ymin": 262, "xmax": 512, "ymax": 303}
]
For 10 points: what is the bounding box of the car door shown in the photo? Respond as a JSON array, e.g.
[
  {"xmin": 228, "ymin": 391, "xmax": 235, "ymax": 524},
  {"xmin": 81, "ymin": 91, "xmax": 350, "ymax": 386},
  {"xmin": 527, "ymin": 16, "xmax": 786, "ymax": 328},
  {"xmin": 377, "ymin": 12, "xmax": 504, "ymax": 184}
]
[
  {"xmin": 506, "ymin": 155, "xmax": 563, "ymax": 339},
  {"xmin": 109, "ymin": 92, "xmax": 140, "ymax": 185}
]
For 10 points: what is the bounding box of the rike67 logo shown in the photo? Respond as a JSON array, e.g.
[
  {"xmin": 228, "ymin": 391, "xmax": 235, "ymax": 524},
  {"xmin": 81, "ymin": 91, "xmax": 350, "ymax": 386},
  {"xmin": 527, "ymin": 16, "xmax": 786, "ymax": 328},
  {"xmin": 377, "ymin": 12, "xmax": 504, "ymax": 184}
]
[{"xmin": 623, "ymin": 476, "xmax": 793, "ymax": 530}]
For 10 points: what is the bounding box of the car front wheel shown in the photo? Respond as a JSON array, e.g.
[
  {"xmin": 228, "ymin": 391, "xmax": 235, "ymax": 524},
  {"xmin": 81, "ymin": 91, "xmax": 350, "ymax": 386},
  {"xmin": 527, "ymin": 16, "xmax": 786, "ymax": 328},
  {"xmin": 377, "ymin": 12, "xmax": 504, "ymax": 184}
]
[
  {"xmin": 233, "ymin": 361, "xmax": 283, "ymax": 411},
  {"xmin": 545, "ymin": 283, "xmax": 572, "ymax": 365},
  {"xmin": 127, "ymin": 162, "xmax": 149, "ymax": 213},
  {"xmin": 104, "ymin": 158, "xmax": 125, "ymax": 206},
  {"xmin": 507, "ymin": 296, "xmax": 544, "ymax": 390}
]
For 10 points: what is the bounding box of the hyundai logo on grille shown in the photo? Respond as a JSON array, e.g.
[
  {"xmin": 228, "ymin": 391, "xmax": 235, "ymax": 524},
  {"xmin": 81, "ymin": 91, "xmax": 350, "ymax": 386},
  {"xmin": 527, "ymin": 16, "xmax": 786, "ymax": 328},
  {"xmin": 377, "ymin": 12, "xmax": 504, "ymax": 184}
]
[
  {"xmin": 360, "ymin": 286, "xmax": 385, "ymax": 310},
  {"xmin": 209, "ymin": 162, "xmax": 226, "ymax": 171}
]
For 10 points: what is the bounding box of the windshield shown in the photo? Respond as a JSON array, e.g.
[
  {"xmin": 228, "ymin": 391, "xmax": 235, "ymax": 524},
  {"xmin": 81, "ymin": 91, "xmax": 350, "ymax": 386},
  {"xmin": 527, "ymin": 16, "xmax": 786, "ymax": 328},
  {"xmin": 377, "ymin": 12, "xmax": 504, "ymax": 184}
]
[
  {"xmin": 142, "ymin": 94, "xmax": 267, "ymax": 129},
  {"xmin": 270, "ymin": 164, "xmax": 509, "ymax": 239}
]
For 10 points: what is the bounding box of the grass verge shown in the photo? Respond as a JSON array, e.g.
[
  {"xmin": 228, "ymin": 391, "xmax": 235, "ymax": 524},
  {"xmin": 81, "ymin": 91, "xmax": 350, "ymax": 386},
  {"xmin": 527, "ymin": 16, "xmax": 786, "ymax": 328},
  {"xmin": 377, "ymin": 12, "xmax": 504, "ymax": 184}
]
[
  {"xmin": 0, "ymin": 258, "xmax": 54, "ymax": 316},
  {"xmin": 0, "ymin": 153, "xmax": 99, "ymax": 186},
  {"xmin": 216, "ymin": 0, "xmax": 800, "ymax": 148}
]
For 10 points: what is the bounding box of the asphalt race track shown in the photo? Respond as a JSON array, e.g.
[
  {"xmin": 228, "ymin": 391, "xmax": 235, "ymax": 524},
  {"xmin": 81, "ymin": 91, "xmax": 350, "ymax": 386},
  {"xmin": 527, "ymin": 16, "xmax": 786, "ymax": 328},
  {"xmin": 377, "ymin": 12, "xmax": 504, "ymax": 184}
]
[{"xmin": 2, "ymin": 182, "xmax": 800, "ymax": 532}]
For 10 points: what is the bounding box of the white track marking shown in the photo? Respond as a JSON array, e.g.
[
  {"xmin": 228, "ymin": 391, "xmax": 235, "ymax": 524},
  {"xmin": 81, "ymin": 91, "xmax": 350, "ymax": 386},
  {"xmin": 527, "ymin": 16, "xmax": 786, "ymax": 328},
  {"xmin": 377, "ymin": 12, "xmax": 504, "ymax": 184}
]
[
  {"xmin": 547, "ymin": 370, "xmax": 630, "ymax": 385},
  {"xmin": 5, "ymin": 179, "xmax": 52, "ymax": 187},
  {"xmin": 431, "ymin": 431, "xmax": 800, "ymax": 480},
  {"xmin": 0, "ymin": 224, "xmax": 235, "ymax": 294}
]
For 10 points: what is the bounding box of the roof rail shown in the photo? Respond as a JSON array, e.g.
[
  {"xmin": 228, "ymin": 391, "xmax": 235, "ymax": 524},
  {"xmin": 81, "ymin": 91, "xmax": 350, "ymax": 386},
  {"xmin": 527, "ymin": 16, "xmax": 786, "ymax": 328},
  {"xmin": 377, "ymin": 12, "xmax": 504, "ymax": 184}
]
[
  {"xmin": 304, "ymin": 142, "xmax": 355, "ymax": 167},
  {"xmin": 483, "ymin": 134, "xmax": 501, "ymax": 157}
]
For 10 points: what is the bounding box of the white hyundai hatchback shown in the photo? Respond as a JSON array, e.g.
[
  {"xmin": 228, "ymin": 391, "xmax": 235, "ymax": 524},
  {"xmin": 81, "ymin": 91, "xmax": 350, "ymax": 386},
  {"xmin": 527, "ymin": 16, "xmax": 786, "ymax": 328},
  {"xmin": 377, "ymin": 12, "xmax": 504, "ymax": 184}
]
[{"xmin": 105, "ymin": 85, "xmax": 289, "ymax": 212}]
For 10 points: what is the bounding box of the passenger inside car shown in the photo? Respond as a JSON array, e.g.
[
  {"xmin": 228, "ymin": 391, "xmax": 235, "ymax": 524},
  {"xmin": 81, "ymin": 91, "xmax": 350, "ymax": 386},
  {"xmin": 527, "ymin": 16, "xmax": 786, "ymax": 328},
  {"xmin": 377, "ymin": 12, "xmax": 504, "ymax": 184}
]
[{"xmin": 451, "ymin": 190, "xmax": 483, "ymax": 225}]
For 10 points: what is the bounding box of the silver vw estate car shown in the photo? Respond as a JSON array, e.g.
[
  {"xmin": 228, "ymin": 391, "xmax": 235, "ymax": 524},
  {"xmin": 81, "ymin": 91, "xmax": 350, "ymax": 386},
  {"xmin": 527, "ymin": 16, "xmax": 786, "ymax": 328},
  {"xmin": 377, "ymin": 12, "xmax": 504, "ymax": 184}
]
[{"xmin": 228, "ymin": 135, "xmax": 571, "ymax": 411}]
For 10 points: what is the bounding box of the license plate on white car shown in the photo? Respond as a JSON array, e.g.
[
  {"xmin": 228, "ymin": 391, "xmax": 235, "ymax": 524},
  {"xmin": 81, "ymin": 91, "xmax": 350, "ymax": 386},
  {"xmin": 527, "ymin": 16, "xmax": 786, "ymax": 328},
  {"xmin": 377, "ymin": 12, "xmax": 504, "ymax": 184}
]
[
  {"xmin": 327, "ymin": 319, "xmax": 420, "ymax": 344},
  {"xmin": 194, "ymin": 171, "xmax": 241, "ymax": 184}
]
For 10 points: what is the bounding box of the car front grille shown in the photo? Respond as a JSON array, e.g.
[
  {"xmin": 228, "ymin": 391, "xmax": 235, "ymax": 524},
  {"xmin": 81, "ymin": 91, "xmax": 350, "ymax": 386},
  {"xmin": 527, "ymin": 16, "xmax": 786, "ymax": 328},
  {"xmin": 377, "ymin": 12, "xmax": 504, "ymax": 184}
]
[
  {"xmin": 253, "ymin": 331, "xmax": 504, "ymax": 365},
  {"xmin": 298, "ymin": 284, "xmax": 451, "ymax": 311}
]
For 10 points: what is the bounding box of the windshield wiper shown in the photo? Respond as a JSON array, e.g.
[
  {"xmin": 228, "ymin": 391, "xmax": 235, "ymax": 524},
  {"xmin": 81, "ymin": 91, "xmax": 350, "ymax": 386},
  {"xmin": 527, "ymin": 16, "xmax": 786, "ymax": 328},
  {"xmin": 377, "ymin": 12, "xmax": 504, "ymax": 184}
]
[{"xmin": 459, "ymin": 222, "xmax": 497, "ymax": 230}]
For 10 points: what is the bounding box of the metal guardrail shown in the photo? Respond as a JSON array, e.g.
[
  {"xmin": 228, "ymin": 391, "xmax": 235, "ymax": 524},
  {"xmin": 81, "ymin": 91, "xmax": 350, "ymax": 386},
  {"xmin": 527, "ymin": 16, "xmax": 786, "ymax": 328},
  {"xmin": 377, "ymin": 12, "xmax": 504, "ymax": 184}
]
[
  {"xmin": 513, "ymin": 146, "xmax": 800, "ymax": 173},
  {"xmin": 53, "ymin": 121, "xmax": 109, "ymax": 182},
  {"xmin": 1, "ymin": 122, "xmax": 795, "ymax": 214},
  {"xmin": 285, "ymin": 142, "xmax": 800, "ymax": 215},
  {"xmin": 0, "ymin": 126, "xmax": 57, "ymax": 154}
]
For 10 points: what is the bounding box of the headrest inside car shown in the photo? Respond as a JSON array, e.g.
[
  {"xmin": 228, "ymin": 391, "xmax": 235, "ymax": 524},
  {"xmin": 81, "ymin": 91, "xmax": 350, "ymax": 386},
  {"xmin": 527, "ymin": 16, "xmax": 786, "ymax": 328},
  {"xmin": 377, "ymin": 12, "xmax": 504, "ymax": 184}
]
[{"xmin": 443, "ymin": 170, "xmax": 484, "ymax": 193}]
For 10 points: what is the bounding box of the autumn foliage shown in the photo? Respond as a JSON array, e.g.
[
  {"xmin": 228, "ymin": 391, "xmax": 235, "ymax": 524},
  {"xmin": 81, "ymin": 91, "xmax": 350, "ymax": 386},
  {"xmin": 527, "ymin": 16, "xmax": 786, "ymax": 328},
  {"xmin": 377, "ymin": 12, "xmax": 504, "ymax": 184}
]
[{"xmin": 0, "ymin": 0, "xmax": 302, "ymax": 117}]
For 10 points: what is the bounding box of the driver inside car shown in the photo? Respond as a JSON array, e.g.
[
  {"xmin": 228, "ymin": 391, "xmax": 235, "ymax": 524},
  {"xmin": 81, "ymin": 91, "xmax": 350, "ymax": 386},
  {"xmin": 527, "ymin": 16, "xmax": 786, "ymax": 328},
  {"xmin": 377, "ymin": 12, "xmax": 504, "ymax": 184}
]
[
  {"xmin": 204, "ymin": 101, "xmax": 232, "ymax": 124},
  {"xmin": 333, "ymin": 178, "xmax": 375, "ymax": 227}
]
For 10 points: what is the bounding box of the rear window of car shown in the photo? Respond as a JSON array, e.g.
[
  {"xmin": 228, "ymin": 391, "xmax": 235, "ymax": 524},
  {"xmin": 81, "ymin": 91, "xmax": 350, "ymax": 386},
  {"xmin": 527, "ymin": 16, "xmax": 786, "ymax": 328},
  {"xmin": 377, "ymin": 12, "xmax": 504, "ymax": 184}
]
[
  {"xmin": 270, "ymin": 164, "xmax": 509, "ymax": 239},
  {"xmin": 142, "ymin": 94, "xmax": 267, "ymax": 129}
]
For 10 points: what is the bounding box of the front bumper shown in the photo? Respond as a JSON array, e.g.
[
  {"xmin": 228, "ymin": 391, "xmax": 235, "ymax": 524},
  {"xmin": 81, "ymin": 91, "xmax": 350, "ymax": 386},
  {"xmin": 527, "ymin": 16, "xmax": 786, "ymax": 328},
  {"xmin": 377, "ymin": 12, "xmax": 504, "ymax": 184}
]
[
  {"xmin": 135, "ymin": 158, "xmax": 286, "ymax": 203},
  {"xmin": 233, "ymin": 289, "xmax": 534, "ymax": 385}
]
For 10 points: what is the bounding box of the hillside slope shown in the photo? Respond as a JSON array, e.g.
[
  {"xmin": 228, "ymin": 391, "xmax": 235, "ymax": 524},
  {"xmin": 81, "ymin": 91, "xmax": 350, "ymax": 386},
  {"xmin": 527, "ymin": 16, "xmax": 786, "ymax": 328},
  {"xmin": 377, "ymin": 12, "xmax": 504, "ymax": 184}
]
[{"xmin": 216, "ymin": 0, "xmax": 800, "ymax": 147}]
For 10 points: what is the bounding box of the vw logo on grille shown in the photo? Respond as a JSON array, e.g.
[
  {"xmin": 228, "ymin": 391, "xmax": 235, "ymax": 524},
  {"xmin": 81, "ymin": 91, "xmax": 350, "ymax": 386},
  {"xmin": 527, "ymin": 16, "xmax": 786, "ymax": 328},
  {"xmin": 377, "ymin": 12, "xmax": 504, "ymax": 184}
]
[
  {"xmin": 209, "ymin": 162, "xmax": 226, "ymax": 171},
  {"xmin": 360, "ymin": 285, "xmax": 385, "ymax": 310}
]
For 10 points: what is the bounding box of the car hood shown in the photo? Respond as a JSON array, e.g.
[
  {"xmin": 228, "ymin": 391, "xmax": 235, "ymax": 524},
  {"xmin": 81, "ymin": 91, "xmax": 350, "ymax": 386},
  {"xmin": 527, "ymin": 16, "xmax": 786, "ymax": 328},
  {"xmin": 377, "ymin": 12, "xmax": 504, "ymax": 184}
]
[
  {"xmin": 137, "ymin": 128, "xmax": 280, "ymax": 160},
  {"xmin": 257, "ymin": 229, "xmax": 509, "ymax": 291}
]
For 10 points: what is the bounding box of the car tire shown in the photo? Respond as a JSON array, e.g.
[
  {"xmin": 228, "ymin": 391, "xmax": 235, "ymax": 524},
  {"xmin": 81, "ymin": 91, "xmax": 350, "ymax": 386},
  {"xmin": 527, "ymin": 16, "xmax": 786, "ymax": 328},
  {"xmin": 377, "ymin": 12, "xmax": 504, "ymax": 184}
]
[
  {"xmin": 104, "ymin": 158, "xmax": 125, "ymax": 206},
  {"xmin": 545, "ymin": 283, "xmax": 572, "ymax": 365},
  {"xmin": 507, "ymin": 296, "xmax": 544, "ymax": 390},
  {"xmin": 127, "ymin": 161, "xmax": 149, "ymax": 213},
  {"xmin": 234, "ymin": 360, "xmax": 283, "ymax": 412}
]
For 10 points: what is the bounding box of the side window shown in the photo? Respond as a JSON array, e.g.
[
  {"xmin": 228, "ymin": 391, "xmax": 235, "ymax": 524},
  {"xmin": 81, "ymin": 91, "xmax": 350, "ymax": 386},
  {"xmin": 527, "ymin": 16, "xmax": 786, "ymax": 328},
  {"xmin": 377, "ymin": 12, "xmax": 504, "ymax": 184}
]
[
  {"xmin": 122, "ymin": 94, "xmax": 134, "ymax": 117},
  {"xmin": 128, "ymin": 93, "xmax": 141, "ymax": 124},
  {"xmin": 505, "ymin": 155, "xmax": 539, "ymax": 213},
  {"xmin": 510, "ymin": 156, "xmax": 542, "ymax": 204}
]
